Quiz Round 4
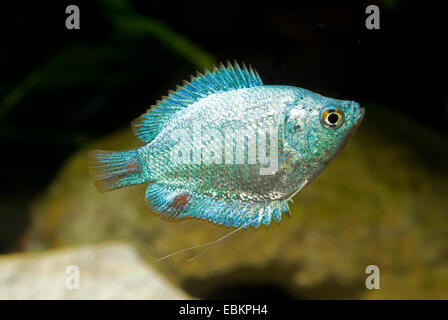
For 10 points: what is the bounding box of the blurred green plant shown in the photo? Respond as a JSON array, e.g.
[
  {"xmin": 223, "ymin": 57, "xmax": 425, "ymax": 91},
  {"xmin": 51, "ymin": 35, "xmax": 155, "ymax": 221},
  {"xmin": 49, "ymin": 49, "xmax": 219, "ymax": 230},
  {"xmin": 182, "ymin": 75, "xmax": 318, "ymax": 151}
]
[
  {"xmin": 382, "ymin": 0, "xmax": 398, "ymax": 12},
  {"xmin": 0, "ymin": 0, "xmax": 215, "ymax": 144},
  {"xmin": 102, "ymin": 0, "xmax": 214, "ymax": 70}
]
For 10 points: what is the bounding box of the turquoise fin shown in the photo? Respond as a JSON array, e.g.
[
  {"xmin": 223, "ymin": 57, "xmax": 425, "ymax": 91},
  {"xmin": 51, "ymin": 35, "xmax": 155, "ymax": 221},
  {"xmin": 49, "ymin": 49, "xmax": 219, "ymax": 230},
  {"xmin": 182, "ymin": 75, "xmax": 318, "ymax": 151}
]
[
  {"xmin": 132, "ymin": 61, "xmax": 263, "ymax": 143},
  {"xmin": 88, "ymin": 149, "xmax": 146, "ymax": 192},
  {"xmin": 145, "ymin": 183, "xmax": 289, "ymax": 229}
]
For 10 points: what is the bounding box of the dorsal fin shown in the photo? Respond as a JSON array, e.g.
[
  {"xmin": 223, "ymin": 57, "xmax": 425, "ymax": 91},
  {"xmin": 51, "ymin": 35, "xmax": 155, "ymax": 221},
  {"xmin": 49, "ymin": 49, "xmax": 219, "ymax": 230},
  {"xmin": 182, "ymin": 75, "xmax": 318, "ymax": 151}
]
[{"xmin": 132, "ymin": 61, "xmax": 263, "ymax": 143}]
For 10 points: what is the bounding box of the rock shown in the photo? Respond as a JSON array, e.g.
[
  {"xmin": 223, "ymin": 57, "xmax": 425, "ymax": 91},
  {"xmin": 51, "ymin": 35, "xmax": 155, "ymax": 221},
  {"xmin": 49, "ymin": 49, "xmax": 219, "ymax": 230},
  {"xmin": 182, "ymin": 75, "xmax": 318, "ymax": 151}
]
[
  {"xmin": 0, "ymin": 243, "xmax": 190, "ymax": 299},
  {"xmin": 25, "ymin": 106, "xmax": 448, "ymax": 299}
]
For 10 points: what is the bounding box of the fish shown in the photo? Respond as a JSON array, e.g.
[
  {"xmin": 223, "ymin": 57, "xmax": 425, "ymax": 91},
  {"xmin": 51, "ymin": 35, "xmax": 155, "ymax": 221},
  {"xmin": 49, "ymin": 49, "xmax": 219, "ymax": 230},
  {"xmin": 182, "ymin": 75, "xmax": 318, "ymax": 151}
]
[{"xmin": 88, "ymin": 61, "xmax": 364, "ymax": 229}]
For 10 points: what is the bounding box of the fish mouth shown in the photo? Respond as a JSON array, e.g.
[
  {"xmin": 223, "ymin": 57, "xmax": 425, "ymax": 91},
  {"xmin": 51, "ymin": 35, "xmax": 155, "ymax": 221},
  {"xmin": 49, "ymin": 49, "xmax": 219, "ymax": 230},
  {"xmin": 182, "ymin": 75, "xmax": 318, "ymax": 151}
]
[
  {"xmin": 353, "ymin": 106, "xmax": 365, "ymax": 129},
  {"xmin": 347, "ymin": 105, "xmax": 364, "ymax": 137},
  {"xmin": 332, "ymin": 105, "xmax": 365, "ymax": 156}
]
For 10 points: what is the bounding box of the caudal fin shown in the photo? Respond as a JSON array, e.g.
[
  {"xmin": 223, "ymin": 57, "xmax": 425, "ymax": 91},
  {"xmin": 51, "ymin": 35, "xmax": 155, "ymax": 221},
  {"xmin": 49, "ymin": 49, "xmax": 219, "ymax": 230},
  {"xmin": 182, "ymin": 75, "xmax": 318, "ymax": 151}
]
[{"xmin": 88, "ymin": 149, "xmax": 145, "ymax": 192}]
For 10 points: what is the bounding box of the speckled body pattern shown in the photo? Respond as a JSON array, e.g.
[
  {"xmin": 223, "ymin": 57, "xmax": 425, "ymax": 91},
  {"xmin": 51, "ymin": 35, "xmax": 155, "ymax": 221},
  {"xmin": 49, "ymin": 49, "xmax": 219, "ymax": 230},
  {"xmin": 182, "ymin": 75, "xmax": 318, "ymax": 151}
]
[{"xmin": 89, "ymin": 62, "xmax": 364, "ymax": 229}]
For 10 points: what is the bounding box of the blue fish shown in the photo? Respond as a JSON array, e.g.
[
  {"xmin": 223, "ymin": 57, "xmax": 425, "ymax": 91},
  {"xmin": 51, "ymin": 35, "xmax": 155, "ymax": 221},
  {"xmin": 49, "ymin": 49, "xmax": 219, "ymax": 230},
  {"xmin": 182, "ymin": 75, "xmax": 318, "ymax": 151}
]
[{"xmin": 89, "ymin": 61, "xmax": 364, "ymax": 229}]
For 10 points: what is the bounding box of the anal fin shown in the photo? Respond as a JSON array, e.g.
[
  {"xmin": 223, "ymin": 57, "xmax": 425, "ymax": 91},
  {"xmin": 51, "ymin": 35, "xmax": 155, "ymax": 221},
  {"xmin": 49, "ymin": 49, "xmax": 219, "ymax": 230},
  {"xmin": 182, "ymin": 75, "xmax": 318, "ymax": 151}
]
[{"xmin": 145, "ymin": 183, "xmax": 290, "ymax": 228}]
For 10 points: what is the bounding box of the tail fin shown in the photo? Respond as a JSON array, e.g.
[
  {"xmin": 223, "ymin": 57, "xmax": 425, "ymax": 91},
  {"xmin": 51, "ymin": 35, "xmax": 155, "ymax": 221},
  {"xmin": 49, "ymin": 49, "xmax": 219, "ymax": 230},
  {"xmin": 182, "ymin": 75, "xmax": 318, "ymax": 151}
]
[{"xmin": 88, "ymin": 149, "xmax": 146, "ymax": 192}]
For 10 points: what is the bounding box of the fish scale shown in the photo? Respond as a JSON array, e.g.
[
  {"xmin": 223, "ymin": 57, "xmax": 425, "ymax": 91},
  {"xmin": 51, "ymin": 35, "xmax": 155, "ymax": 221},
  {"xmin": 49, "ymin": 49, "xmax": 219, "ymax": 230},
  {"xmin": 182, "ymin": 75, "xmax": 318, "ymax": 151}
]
[{"xmin": 88, "ymin": 61, "xmax": 364, "ymax": 229}]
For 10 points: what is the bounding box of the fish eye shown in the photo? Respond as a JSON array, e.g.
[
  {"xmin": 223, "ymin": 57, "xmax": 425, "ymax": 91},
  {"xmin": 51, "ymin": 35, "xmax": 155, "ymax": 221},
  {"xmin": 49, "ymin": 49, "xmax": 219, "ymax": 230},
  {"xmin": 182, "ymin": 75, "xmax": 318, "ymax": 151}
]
[{"xmin": 320, "ymin": 106, "xmax": 344, "ymax": 129}]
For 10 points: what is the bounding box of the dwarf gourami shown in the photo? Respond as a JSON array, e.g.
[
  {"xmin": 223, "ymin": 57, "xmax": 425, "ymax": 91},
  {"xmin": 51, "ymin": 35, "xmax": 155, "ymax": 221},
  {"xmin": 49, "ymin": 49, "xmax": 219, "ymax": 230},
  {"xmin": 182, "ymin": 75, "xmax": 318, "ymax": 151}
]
[{"xmin": 88, "ymin": 61, "xmax": 364, "ymax": 229}]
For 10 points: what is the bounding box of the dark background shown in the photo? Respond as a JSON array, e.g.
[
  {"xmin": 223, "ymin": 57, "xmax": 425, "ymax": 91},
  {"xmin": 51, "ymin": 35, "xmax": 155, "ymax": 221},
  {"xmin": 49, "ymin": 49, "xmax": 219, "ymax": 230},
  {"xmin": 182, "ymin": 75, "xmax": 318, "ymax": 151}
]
[{"xmin": 0, "ymin": 0, "xmax": 446, "ymax": 252}]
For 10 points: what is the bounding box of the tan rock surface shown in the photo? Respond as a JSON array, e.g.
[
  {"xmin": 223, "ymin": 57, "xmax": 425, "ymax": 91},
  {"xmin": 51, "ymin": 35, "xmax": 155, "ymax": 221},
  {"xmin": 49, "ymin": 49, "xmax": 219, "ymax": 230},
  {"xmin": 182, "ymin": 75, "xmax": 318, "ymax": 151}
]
[{"xmin": 0, "ymin": 243, "xmax": 190, "ymax": 299}]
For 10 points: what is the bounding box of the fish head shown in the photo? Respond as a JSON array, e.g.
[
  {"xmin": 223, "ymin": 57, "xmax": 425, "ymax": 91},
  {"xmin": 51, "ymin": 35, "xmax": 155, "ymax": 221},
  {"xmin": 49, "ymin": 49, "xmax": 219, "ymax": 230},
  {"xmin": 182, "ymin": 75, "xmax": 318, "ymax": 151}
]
[{"xmin": 285, "ymin": 90, "xmax": 365, "ymax": 165}]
